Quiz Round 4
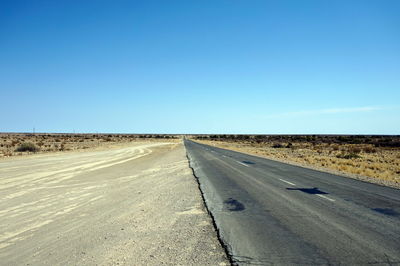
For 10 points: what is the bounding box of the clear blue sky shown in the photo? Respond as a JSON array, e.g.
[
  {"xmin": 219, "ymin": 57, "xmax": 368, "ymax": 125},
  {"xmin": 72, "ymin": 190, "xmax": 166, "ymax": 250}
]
[{"xmin": 1, "ymin": 0, "xmax": 399, "ymax": 134}]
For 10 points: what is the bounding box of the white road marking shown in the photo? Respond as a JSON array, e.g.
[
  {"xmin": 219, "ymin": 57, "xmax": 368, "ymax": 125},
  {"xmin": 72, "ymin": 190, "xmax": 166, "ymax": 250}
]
[
  {"xmin": 317, "ymin": 194, "xmax": 335, "ymax": 202},
  {"xmin": 279, "ymin": 179, "xmax": 296, "ymax": 186},
  {"xmin": 237, "ymin": 161, "xmax": 250, "ymax": 167}
]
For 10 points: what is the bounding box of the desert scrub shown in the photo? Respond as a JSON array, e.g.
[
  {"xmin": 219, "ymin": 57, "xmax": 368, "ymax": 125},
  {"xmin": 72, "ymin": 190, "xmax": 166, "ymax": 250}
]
[
  {"xmin": 272, "ymin": 143, "xmax": 284, "ymax": 148},
  {"xmin": 15, "ymin": 142, "xmax": 40, "ymax": 152},
  {"xmin": 336, "ymin": 152, "xmax": 361, "ymax": 159}
]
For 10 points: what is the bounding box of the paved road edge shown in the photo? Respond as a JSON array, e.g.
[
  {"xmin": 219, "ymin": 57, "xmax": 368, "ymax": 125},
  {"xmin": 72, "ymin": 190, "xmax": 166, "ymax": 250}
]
[{"xmin": 184, "ymin": 141, "xmax": 235, "ymax": 266}]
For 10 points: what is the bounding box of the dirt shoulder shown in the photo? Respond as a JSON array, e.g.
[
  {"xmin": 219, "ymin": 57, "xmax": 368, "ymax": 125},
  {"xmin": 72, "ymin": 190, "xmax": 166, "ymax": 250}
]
[
  {"xmin": 195, "ymin": 139, "xmax": 400, "ymax": 189},
  {"xmin": 0, "ymin": 142, "xmax": 228, "ymax": 265}
]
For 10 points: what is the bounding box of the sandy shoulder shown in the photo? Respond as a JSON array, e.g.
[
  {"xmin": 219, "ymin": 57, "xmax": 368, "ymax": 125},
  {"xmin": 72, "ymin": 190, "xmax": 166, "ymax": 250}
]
[
  {"xmin": 0, "ymin": 140, "xmax": 176, "ymax": 162},
  {"xmin": 0, "ymin": 143, "xmax": 229, "ymax": 265}
]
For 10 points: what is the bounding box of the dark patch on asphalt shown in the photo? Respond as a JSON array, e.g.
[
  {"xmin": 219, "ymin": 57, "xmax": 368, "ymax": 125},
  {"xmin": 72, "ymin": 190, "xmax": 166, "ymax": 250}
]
[
  {"xmin": 286, "ymin": 187, "xmax": 328, "ymax": 195},
  {"xmin": 224, "ymin": 198, "xmax": 245, "ymax": 211},
  {"xmin": 242, "ymin": 161, "xmax": 255, "ymax": 165},
  {"xmin": 372, "ymin": 208, "xmax": 399, "ymax": 216}
]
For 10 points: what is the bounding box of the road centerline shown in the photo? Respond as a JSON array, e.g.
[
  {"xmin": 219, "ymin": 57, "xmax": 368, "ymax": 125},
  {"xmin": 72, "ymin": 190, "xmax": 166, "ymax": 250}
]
[
  {"xmin": 278, "ymin": 178, "xmax": 296, "ymax": 186},
  {"xmin": 317, "ymin": 194, "xmax": 335, "ymax": 202},
  {"xmin": 236, "ymin": 161, "xmax": 250, "ymax": 167}
]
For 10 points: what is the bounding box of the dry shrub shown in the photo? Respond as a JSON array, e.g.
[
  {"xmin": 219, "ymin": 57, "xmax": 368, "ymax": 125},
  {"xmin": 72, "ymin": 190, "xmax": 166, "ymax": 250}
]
[
  {"xmin": 348, "ymin": 146, "xmax": 362, "ymax": 154},
  {"xmin": 11, "ymin": 140, "xmax": 19, "ymax": 146},
  {"xmin": 336, "ymin": 152, "xmax": 361, "ymax": 159},
  {"xmin": 15, "ymin": 142, "xmax": 40, "ymax": 152},
  {"xmin": 363, "ymin": 146, "xmax": 377, "ymax": 153},
  {"xmin": 272, "ymin": 143, "xmax": 284, "ymax": 148}
]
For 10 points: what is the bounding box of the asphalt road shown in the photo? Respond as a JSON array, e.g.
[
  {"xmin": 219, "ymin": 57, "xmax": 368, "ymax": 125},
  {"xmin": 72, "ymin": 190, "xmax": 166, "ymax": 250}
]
[{"xmin": 185, "ymin": 139, "xmax": 400, "ymax": 265}]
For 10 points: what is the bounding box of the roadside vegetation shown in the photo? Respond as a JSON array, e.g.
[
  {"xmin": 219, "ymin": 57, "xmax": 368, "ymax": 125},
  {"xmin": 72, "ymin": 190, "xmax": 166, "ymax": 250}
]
[
  {"xmin": 192, "ymin": 135, "xmax": 400, "ymax": 187},
  {"xmin": 15, "ymin": 142, "xmax": 40, "ymax": 153},
  {"xmin": 0, "ymin": 133, "xmax": 179, "ymax": 157}
]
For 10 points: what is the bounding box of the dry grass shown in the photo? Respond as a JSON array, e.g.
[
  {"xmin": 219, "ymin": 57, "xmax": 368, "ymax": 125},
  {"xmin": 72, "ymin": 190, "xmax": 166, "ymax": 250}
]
[
  {"xmin": 194, "ymin": 138, "xmax": 400, "ymax": 188},
  {"xmin": 0, "ymin": 133, "xmax": 180, "ymax": 158}
]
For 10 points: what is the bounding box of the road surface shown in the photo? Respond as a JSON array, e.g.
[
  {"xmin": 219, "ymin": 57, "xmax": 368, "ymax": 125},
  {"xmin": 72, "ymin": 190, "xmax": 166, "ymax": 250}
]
[
  {"xmin": 185, "ymin": 139, "xmax": 400, "ymax": 265},
  {"xmin": 0, "ymin": 142, "xmax": 228, "ymax": 265}
]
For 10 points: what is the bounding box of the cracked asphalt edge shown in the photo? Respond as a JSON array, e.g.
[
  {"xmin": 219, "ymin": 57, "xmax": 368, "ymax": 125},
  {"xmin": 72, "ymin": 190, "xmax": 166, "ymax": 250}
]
[{"xmin": 184, "ymin": 142, "xmax": 236, "ymax": 266}]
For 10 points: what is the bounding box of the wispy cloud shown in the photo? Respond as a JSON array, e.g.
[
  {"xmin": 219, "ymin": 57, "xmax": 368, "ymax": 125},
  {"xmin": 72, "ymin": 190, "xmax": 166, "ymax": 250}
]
[{"xmin": 268, "ymin": 106, "xmax": 382, "ymax": 118}]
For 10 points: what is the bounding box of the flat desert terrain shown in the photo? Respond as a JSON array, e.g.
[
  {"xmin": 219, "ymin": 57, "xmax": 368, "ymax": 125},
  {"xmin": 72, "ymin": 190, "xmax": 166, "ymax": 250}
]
[
  {"xmin": 0, "ymin": 141, "xmax": 228, "ymax": 265},
  {"xmin": 0, "ymin": 133, "xmax": 180, "ymax": 158}
]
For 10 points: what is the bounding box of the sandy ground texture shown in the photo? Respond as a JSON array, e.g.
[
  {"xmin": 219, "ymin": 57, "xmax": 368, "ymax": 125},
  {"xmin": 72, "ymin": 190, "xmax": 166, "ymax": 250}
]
[{"xmin": 0, "ymin": 142, "xmax": 228, "ymax": 265}]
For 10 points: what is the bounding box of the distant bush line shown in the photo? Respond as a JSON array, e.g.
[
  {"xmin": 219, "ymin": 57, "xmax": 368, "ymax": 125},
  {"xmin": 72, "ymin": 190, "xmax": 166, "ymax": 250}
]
[{"xmin": 193, "ymin": 135, "xmax": 400, "ymax": 148}]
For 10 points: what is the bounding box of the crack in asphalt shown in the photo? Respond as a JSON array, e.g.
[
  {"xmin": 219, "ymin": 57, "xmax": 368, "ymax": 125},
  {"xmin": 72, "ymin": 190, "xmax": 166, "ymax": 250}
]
[{"xmin": 184, "ymin": 143, "xmax": 237, "ymax": 266}]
